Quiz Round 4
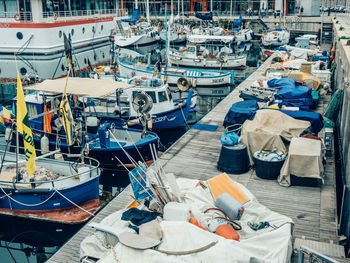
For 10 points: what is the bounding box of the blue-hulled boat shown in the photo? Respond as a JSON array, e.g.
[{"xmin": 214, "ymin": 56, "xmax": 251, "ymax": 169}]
[
  {"xmin": 85, "ymin": 76, "xmax": 193, "ymax": 130},
  {"xmin": 0, "ymin": 144, "xmax": 101, "ymax": 224},
  {"xmin": 9, "ymin": 77, "xmax": 160, "ymax": 172}
]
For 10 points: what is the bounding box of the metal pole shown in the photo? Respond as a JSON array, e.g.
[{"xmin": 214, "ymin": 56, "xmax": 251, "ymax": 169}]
[
  {"xmin": 320, "ymin": 1, "xmax": 324, "ymax": 45},
  {"xmin": 211, "ymin": 0, "xmax": 213, "ymax": 12},
  {"xmin": 146, "ymin": 0, "xmax": 150, "ymax": 23},
  {"xmin": 230, "ymin": 0, "xmax": 233, "ymax": 16},
  {"xmin": 182, "ymin": 0, "xmax": 184, "ymax": 23},
  {"xmin": 165, "ymin": 3, "xmax": 168, "ymax": 64}
]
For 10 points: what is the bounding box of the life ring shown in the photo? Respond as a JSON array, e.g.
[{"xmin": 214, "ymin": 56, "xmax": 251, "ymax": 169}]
[
  {"xmin": 53, "ymin": 12, "xmax": 58, "ymax": 20},
  {"xmin": 14, "ymin": 13, "xmax": 21, "ymax": 21},
  {"xmin": 224, "ymin": 29, "xmax": 229, "ymax": 35}
]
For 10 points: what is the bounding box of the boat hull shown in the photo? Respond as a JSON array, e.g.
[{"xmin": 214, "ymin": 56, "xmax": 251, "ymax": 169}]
[
  {"xmin": 0, "ymin": 176, "xmax": 100, "ymax": 224},
  {"xmin": 114, "ymin": 35, "xmax": 158, "ymax": 47},
  {"xmin": 169, "ymin": 55, "xmax": 247, "ymax": 69}
]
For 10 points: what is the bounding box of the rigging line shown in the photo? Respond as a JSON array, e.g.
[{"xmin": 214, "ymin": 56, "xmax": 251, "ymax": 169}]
[
  {"xmin": 179, "ymin": 103, "xmax": 191, "ymax": 130},
  {"xmin": 124, "ymin": 129, "xmax": 147, "ymax": 164},
  {"xmin": 108, "ymin": 129, "xmax": 143, "ymax": 168}
]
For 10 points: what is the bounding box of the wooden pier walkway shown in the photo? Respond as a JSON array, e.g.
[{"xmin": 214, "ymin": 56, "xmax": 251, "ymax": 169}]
[{"xmin": 48, "ymin": 55, "xmax": 341, "ymax": 262}]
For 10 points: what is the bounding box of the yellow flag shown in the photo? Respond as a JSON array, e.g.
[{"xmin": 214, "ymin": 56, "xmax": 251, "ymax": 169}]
[
  {"xmin": 16, "ymin": 72, "xmax": 36, "ymax": 175},
  {"xmin": 59, "ymin": 68, "xmax": 74, "ymax": 146}
]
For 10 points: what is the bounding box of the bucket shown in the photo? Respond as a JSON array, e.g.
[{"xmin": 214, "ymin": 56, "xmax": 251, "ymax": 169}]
[
  {"xmin": 217, "ymin": 142, "xmax": 250, "ymax": 174},
  {"xmin": 253, "ymin": 156, "xmax": 285, "ymax": 180}
]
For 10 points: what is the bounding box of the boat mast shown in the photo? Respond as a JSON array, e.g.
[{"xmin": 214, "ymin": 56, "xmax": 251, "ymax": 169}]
[
  {"xmin": 165, "ymin": 3, "xmax": 169, "ymax": 65},
  {"xmin": 135, "ymin": 0, "xmax": 138, "ymax": 9},
  {"xmin": 146, "ymin": 0, "xmax": 150, "ymax": 24},
  {"xmin": 181, "ymin": 0, "xmax": 184, "ymax": 24}
]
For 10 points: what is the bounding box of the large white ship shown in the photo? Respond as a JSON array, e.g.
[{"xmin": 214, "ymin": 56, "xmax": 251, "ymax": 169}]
[{"xmin": 0, "ymin": 0, "xmax": 127, "ymax": 82}]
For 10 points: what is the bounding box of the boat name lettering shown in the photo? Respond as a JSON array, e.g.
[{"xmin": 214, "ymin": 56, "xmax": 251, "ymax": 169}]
[
  {"xmin": 212, "ymin": 78, "xmax": 225, "ymax": 83},
  {"xmin": 153, "ymin": 116, "xmax": 176, "ymax": 123},
  {"xmin": 23, "ymin": 131, "xmax": 34, "ymax": 146}
]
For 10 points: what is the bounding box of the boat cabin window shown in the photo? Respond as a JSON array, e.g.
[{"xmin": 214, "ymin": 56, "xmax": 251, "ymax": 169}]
[
  {"xmin": 158, "ymin": 91, "xmax": 168, "ymax": 102},
  {"xmin": 187, "ymin": 46, "xmax": 196, "ymax": 54},
  {"xmin": 145, "ymin": 91, "xmax": 157, "ymax": 103}
]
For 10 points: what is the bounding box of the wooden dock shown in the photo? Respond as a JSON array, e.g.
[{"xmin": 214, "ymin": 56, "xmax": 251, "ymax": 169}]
[{"xmin": 48, "ymin": 55, "xmax": 342, "ymax": 262}]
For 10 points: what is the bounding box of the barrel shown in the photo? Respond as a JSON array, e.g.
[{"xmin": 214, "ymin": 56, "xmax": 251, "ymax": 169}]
[
  {"xmin": 217, "ymin": 142, "xmax": 250, "ymax": 174},
  {"xmin": 253, "ymin": 156, "xmax": 285, "ymax": 180}
]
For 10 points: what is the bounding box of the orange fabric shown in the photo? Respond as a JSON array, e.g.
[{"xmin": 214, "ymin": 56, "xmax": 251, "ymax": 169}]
[
  {"xmin": 215, "ymin": 224, "xmax": 240, "ymax": 241},
  {"xmin": 189, "ymin": 218, "xmax": 206, "ymax": 230},
  {"xmin": 207, "ymin": 173, "xmax": 250, "ymax": 204},
  {"xmin": 43, "ymin": 105, "xmax": 52, "ymax": 133}
]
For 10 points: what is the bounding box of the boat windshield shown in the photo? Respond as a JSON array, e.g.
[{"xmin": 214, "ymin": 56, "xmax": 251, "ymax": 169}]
[{"xmin": 129, "ymin": 78, "xmax": 163, "ymax": 87}]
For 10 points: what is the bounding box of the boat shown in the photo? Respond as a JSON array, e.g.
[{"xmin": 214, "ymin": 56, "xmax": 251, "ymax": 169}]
[
  {"xmin": 116, "ymin": 55, "xmax": 234, "ymax": 95},
  {"xmin": 0, "ymin": 0, "xmax": 126, "ymax": 82},
  {"xmin": 0, "ymin": 74, "xmax": 101, "ymax": 224},
  {"xmin": 169, "ymin": 44, "xmax": 247, "ymax": 69},
  {"xmin": 11, "ymin": 77, "xmax": 160, "ymax": 172},
  {"xmin": 262, "ymin": 29, "xmax": 290, "ymax": 47},
  {"xmin": 114, "ymin": 10, "xmax": 160, "ymax": 47},
  {"xmin": 86, "ymin": 76, "xmax": 194, "ymax": 130},
  {"xmin": 159, "ymin": 23, "xmax": 187, "ymax": 45}
]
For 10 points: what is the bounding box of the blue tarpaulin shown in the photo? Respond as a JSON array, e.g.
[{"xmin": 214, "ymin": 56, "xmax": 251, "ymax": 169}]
[
  {"xmin": 195, "ymin": 12, "xmax": 213, "ymax": 20},
  {"xmin": 268, "ymin": 78, "xmax": 313, "ymax": 111},
  {"xmin": 233, "ymin": 15, "xmax": 242, "ymax": 28},
  {"xmin": 121, "ymin": 9, "xmax": 139, "ymax": 23},
  {"xmin": 223, "ymin": 100, "xmax": 259, "ymax": 127}
]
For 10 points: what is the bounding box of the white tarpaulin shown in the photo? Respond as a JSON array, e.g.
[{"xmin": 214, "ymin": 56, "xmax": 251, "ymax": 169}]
[
  {"xmin": 278, "ymin": 137, "xmax": 324, "ymax": 187},
  {"xmin": 80, "ymin": 178, "xmax": 293, "ymax": 263},
  {"xmin": 240, "ymin": 110, "xmax": 311, "ymax": 163}
]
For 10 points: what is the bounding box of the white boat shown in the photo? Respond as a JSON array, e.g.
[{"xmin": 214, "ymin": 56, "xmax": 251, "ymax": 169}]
[
  {"xmin": 116, "ymin": 55, "xmax": 234, "ymax": 94},
  {"xmin": 114, "ymin": 21, "xmax": 160, "ymax": 47},
  {"xmin": 0, "ymin": 0, "xmax": 126, "ymax": 82},
  {"xmin": 160, "ymin": 23, "xmax": 187, "ymax": 45},
  {"xmin": 169, "ymin": 45, "xmax": 247, "ymax": 69},
  {"xmin": 234, "ymin": 28, "xmax": 254, "ymax": 43},
  {"xmin": 262, "ymin": 29, "xmax": 290, "ymax": 47}
]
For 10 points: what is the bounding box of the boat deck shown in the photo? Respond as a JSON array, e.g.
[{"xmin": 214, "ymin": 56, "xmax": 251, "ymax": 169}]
[{"xmin": 48, "ymin": 55, "xmax": 341, "ymax": 263}]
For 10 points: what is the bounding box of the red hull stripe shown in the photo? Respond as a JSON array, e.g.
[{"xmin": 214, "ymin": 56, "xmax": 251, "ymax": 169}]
[
  {"xmin": 0, "ymin": 17, "xmax": 114, "ymax": 28},
  {"xmin": 0, "ymin": 198, "xmax": 100, "ymax": 224}
]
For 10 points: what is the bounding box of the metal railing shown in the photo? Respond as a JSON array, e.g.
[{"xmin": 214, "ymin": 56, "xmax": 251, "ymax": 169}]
[
  {"xmin": 0, "ymin": 9, "xmax": 127, "ymax": 23},
  {"xmin": 298, "ymin": 246, "xmax": 340, "ymax": 263}
]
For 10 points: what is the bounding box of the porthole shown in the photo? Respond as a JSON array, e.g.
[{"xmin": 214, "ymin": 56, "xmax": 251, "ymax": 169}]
[
  {"xmin": 101, "ymin": 25, "xmax": 103, "ymax": 31},
  {"xmin": 82, "ymin": 27, "xmax": 85, "ymax": 34},
  {"xmin": 20, "ymin": 67, "xmax": 27, "ymax": 75},
  {"xmin": 71, "ymin": 29, "xmax": 74, "ymax": 36},
  {"xmin": 92, "ymin": 26, "xmax": 96, "ymax": 33},
  {"xmin": 84, "ymin": 58, "xmax": 87, "ymax": 64},
  {"xmin": 61, "ymin": 64, "xmax": 65, "ymax": 71},
  {"xmin": 59, "ymin": 30, "xmax": 62, "ymax": 38},
  {"xmin": 102, "ymin": 53, "xmax": 105, "ymax": 59},
  {"xmin": 16, "ymin": 32, "xmax": 23, "ymax": 40}
]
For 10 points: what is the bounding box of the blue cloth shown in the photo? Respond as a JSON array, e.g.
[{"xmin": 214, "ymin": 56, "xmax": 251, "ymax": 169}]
[
  {"xmin": 221, "ymin": 132, "xmax": 239, "ymax": 146},
  {"xmin": 223, "ymin": 100, "xmax": 259, "ymax": 127},
  {"xmin": 191, "ymin": 123, "xmax": 218, "ymax": 131},
  {"xmin": 279, "ymin": 110, "xmax": 324, "ymax": 133},
  {"xmin": 121, "ymin": 9, "xmax": 139, "ymax": 23},
  {"xmin": 233, "ymin": 15, "xmax": 242, "ymax": 28},
  {"xmin": 121, "ymin": 208, "xmax": 159, "ymax": 226},
  {"xmin": 128, "ymin": 164, "xmax": 153, "ymax": 201}
]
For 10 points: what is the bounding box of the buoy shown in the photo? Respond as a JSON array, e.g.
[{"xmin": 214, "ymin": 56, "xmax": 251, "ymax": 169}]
[
  {"xmin": 5, "ymin": 127, "xmax": 12, "ymax": 141},
  {"xmin": 224, "ymin": 29, "xmax": 229, "ymax": 35},
  {"xmin": 14, "ymin": 13, "xmax": 21, "ymax": 21},
  {"xmin": 41, "ymin": 135, "xmax": 49, "ymax": 154}
]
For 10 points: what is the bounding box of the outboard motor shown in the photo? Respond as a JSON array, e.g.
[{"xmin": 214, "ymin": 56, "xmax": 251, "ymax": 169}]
[{"xmin": 98, "ymin": 123, "xmax": 110, "ymax": 148}]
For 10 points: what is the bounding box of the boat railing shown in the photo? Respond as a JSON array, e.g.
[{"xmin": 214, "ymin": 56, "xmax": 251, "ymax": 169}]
[
  {"xmin": 0, "ymin": 147, "xmax": 100, "ymax": 187},
  {"xmin": 297, "ymin": 245, "xmax": 340, "ymax": 263},
  {"xmin": 0, "ymin": 9, "xmax": 128, "ymax": 23}
]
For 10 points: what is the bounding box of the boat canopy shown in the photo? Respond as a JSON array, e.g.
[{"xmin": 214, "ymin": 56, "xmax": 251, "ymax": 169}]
[
  {"xmin": 194, "ymin": 11, "xmax": 213, "ymax": 20},
  {"xmin": 25, "ymin": 77, "xmax": 132, "ymax": 98}
]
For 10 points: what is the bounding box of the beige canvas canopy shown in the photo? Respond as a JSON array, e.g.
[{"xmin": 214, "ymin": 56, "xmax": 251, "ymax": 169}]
[{"xmin": 25, "ymin": 77, "xmax": 132, "ymax": 98}]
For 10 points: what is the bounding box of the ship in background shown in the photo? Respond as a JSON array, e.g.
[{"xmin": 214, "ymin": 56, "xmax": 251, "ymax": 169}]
[{"xmin": 0, "ymin": 0, "xmax": 128, "ymax": 83}]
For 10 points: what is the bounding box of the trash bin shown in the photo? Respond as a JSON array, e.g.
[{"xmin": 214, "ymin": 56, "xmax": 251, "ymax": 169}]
[{"xmin": 217, "ymin": 142, "xmax": 250, "ymax": 174}]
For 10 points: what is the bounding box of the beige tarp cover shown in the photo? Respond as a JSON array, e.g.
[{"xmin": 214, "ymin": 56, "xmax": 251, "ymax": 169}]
[
  {"xmin": 278, "ymin": 137, "xmax": 324, "ymax": 187},
  {"xmin": 25, "ymin": 77, "xmax": 132, "ymax": 98},
  {"xmin": 240, "ymin": 110, "xmax": 311, "ymax": 163}
]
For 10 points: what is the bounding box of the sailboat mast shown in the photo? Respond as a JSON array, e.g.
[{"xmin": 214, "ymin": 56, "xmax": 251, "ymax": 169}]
[
  {"xmin": 165, "ymin": 3, "xmax": 168, "ymax": 63},
  {"xmin": 146, "ymin": 0, "xmax": 150, "ymax": 24},
  {"xmin": 135, "ymin": 0, "xmax": 138, "ymax": 9},
  {"xmin": 182, "ymin": 0, "xmax": 184, "ymax": 24}
]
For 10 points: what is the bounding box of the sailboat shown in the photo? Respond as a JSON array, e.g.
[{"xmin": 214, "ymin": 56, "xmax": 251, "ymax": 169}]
[{"xmin": 0, "ymin": 73, "xmax": 101, "ymax": 224}]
